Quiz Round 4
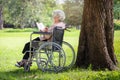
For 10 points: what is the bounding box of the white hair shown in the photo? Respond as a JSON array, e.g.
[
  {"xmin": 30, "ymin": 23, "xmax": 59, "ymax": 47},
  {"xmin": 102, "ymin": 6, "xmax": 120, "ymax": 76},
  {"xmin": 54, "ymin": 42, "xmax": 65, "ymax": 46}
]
[{"xmin": 52, "ymin": 10, "xmax": 65, "ymax": 21}]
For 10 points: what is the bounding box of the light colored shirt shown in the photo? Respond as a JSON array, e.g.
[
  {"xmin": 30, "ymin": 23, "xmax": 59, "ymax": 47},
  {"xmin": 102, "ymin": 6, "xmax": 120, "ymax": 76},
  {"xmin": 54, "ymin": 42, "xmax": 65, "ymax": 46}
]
[
  {"xmin": 40, "ymin": 22, "xmax": 65, "ymax": 40},
  {"xmin": 48, "ymin": 22, "xmax": 66, "ymax": 32}
]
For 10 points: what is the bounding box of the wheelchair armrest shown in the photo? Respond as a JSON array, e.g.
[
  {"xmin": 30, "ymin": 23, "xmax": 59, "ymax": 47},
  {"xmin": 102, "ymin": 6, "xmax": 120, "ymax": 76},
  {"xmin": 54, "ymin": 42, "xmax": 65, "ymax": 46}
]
[{"xmin": 32, "ymin": 31, "xmax": 52, "ymax": 35}]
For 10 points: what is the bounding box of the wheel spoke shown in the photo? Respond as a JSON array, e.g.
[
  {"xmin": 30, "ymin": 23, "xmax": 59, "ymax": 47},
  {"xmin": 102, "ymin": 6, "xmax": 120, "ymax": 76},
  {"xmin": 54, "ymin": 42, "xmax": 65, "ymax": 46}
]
[{"xmin": 36, "ymin": 42, "xmax": 66, "ymax": 72}]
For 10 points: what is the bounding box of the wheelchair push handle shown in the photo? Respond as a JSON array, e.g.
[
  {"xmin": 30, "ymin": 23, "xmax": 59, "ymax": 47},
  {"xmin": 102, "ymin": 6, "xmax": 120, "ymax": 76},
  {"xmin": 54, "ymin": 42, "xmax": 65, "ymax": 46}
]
[{"xmin": 65, "ymin": 26, "xmax": 71, "ymax": 32}]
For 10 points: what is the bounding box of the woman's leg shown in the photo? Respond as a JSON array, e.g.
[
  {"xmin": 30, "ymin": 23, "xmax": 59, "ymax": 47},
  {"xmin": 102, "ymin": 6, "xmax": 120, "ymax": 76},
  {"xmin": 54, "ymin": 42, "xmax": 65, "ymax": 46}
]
[
  {"xmin": 22, "ymin": 37, "xmax": 40, "ymax": 60},
  {"xmin": 15, "ymin": 37, "xmax": 41, "ymax": 67},
  {"xmin": 22, "ymin": 42, "xmax": 31, "ymax": 59}
]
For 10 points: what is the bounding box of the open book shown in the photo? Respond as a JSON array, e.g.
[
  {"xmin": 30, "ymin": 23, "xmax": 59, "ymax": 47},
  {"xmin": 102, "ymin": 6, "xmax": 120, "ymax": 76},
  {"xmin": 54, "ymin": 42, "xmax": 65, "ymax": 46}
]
[{"xmin": 36, "ymin": 22, "xmax": 45, "ymax": 31}]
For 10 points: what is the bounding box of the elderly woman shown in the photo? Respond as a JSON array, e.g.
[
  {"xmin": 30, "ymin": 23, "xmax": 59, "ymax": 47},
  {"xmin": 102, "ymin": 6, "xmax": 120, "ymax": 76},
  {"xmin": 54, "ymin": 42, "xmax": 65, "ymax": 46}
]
[{"xmin": 15, "ymin": 10, "xmax": 66, "ymax": 67}]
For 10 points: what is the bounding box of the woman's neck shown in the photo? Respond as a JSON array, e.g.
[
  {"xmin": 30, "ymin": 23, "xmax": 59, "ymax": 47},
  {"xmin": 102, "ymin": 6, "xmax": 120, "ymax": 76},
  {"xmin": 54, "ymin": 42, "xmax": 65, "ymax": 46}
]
[{"xmin": 54, "ymin": 21, "xmax": 61, "ymax": 24}]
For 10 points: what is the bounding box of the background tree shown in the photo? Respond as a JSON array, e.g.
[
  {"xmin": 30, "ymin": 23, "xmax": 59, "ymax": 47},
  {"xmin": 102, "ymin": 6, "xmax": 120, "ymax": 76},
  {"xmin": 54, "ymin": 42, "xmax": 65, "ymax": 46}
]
[
  {"xmin": 63, "ymin": 0, "xmax": 83, "ymax": 28},
  {"xmin": 75, "ymin": 0, "xmax": 117, "ymax": 70},
  {"xmin": 3, "ymin": 0, "xmax": 43, "ymax": 28},
  {"xmin": 0, "ymin": 0, "xmax": 3, "ymax": 29},
  {"xmin": 114, "ymin": 0, "xmax": 120, "ymax": 19},
  {"xmin": 40, "ymin": 0, "xmax": 57, "ymax": 26},
  {"xmin": 2, "ymin": 0, "xmax": 57, "ymax": 28}
]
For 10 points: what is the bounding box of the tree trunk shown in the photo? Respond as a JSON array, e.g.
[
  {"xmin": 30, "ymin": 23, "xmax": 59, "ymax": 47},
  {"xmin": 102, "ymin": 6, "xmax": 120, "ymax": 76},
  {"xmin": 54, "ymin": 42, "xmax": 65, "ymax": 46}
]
[
  {"xmin": 0, "ymin": 4, "xmax": 3, "ymax": 30},
  {"xmin": 75, "ymin": 0, "xmax": 117, "ymax": 70}
]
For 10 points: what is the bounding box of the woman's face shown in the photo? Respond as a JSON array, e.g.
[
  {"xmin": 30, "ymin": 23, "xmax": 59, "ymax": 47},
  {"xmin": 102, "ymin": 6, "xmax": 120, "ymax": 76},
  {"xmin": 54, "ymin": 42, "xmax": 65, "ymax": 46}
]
[{"xmin": 53, "ymin": 16, "xmax": 59, "ymax": 23}]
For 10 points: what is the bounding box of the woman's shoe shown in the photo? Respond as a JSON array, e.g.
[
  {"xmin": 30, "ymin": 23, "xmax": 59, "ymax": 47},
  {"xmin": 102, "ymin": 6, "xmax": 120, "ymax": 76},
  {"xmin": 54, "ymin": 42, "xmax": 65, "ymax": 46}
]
[{"xmin": 15, "ymin": 59, "xmax": 27, "ymax": 67}]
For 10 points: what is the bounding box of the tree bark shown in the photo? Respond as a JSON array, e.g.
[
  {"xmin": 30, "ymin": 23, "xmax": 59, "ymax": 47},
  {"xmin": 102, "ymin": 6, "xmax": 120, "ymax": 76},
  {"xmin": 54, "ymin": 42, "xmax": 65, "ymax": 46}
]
[
  {"xmin": 0, "ymin": 4, "xmax": 3, "ymax": 30},
  {"xmin": 75, "ymin": 0, "xmax": 117, "ymax": 70}
]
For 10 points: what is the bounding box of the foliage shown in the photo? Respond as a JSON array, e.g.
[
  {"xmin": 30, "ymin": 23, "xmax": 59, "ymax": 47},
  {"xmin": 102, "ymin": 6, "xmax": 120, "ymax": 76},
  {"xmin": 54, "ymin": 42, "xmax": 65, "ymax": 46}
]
[
  {"xmin": 2, "ymin": 0, "xmax": 57, "ymax": 28},
  {"xmin": 39, "ymin": 0, "xmax": 57, "ymax": 26},
  {"xmin": 0, "ymin": 28, "xmax": 120, "ymax": 80},
  {"xmin": 3, "ymin": 0, "xmax": 42, "ymax": 28},
  {"xmin": 114, "ymin": 19, "xmax": 120, "ymax": 30},
  {"xmin": 1, "ymin": 0, "xmax": 120, "ymax": 29},
  {"xmin": 0, "ymin": 0, "xmax": 3, "ymax": 29},
  {"xmin": 114, "ymin": 0, "xmax": 120, "ymax": 19},
  {"xmin": 63, "ymin": 0, "xmax": 84, "ymax": 27}
]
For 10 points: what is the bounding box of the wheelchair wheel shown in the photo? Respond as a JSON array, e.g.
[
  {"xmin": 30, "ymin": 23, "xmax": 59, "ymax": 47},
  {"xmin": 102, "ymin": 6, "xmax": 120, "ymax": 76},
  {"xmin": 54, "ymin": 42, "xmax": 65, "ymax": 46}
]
[
  {"xmin": 62, "ymin": 41, "xmax": 76, "ymax": 69},
  {"xmin": 36, "ymin": 58, "xmax": 47, "ymax": 71},
  {"xmin": 36, "ymin": 42, "xmax": 66, "ymax": 72},
  {"xmin": 24, "ymin": 63, "xmax": 30, "ymax": 72}
]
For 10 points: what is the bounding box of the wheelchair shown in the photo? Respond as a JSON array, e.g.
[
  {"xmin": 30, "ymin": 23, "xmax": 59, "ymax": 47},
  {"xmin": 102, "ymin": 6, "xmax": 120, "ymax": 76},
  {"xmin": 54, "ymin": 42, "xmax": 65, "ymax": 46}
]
[{"xmin": 24, "ymin": 27, "xmax": 76, "ymax": 72}]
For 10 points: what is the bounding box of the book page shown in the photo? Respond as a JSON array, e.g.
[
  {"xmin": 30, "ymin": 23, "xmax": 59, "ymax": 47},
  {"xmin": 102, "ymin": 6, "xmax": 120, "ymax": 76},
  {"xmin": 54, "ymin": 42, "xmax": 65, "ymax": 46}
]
[{"xmin": 36, "ymin": 22, "xmax": 45, "ymax": 31}]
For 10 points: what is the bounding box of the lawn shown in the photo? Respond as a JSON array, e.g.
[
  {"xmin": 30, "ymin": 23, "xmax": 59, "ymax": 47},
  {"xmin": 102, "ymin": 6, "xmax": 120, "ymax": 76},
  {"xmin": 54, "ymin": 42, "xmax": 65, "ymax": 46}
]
[{"xmin": 0, "ymin": 28, "xmax": 120, "ymax": 80}]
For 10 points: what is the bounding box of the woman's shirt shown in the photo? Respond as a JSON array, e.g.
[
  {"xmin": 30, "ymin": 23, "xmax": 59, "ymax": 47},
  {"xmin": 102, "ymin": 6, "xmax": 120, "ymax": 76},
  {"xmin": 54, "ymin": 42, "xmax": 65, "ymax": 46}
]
[
  {"xmin": 40, "ymin": 22, "xmax": 66, "ymax": 40},
  {"xmin": 48, "ymin": 22, "xmax": 66, "ymax": 32}
]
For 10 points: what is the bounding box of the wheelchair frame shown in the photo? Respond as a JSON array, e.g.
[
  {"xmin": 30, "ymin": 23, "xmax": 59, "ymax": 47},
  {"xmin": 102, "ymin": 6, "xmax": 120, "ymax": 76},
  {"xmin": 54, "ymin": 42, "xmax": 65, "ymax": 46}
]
[{"xmin": 24, "ymin": 27, "xmax": 76, "ymax": 72}]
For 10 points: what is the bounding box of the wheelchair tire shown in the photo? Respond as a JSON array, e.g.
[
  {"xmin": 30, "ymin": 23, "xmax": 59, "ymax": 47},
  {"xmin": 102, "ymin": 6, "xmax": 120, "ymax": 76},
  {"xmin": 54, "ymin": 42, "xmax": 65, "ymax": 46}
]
[
  {"xmin": 24, "ymin": 63, "xmax": 30, "ymax": 72},
  {"xmin": 36, "ymin": 58, "xmax": 47, "ymax": 71},
  {"xmin": 36, "ymin": 42, "xmax": 66, "ymax": 72},
  {"xmin": 62, "ymin": 41, "xmax": 76, "ymax": 69}
]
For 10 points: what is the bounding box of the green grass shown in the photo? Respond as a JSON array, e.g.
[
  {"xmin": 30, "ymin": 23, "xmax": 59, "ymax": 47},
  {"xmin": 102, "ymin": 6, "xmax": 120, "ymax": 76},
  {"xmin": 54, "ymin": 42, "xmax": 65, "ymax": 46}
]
[
  {"xmin": 114, "ymin": 19, "xmax": 120, "ymax": 30},
  {"xmin": 0, "ymin": 28, "xmax": 120, "ymax": 80}
]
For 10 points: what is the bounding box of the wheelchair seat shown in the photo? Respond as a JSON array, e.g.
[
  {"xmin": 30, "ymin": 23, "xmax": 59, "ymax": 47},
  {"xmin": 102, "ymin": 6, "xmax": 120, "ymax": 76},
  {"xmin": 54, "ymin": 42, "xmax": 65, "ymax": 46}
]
[
  {"xmin": 32, "ymin": 26, "xmax": 64, "ymax": 50},
  {"xmin": 52, "ymin": 27, "xmax": 64, "ymax": 45},
  {"xmin": 52, "ymin": 27, "xmax": 64, "ymax": 51}
]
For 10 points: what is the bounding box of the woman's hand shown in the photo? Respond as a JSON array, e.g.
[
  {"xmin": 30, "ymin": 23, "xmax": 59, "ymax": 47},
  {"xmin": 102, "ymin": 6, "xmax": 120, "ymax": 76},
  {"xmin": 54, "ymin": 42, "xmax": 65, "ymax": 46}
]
[
  {"xmin": 40, "ymin": 27, "xmax": 48, "ymax": 32},
  {"xmin": 43, "ymin": 27, "xmax": 48, "ymax": 32}
]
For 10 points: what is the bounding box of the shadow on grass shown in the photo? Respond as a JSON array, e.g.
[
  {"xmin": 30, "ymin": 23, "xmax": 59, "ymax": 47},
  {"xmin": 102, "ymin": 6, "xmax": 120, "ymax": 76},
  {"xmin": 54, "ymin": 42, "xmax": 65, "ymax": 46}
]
[
  {"xmin": 0, "ymin": 67, "xmax": 76, "ymax": 80},
  {"xmin": 0, "ymin": 69, "xmax": 45, "ymax": 80},
  {"xmin": 0, "ymin": 67, "xmax": 69, "ymax": 80},
  {"xmin": 1, "ymin": 68, "xmax": 120, "ymax": 80}
]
